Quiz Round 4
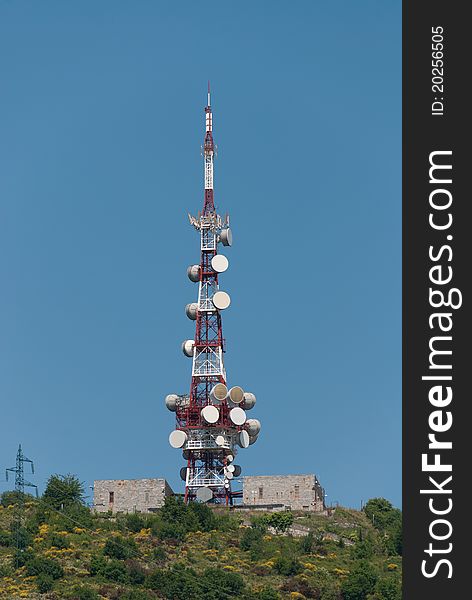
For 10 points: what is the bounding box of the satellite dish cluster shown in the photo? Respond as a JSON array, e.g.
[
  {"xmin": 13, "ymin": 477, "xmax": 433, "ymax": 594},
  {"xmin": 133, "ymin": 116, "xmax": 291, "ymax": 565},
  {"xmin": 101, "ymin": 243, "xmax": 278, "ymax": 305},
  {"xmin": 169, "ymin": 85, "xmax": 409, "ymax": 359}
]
[
  {"xmin": 166, "ymin": 380, "xmax": 261, "ymax": 485},
  {"xmin": 165, "ymin": 239, "xmax": 261, "ymax": 499}
]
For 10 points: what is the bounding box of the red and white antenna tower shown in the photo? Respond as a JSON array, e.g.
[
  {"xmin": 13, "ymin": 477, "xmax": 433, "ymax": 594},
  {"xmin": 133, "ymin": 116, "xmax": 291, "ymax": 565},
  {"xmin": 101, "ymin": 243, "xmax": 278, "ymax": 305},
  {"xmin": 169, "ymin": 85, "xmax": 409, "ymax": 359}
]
[{"xmin": 165, "ymin": 85, "xmax": 260, "ymax": 504}]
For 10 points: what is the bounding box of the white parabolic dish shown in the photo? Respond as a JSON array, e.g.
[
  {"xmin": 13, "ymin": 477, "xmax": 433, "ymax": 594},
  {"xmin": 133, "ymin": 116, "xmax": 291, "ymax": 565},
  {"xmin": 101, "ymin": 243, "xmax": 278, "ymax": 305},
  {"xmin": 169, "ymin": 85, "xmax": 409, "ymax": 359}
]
[
  {"xmin": 238, "ymin": 430, "xmax": 250, "ymax": 448},
  {"xmin": 246, "ymin": 419, "xmax": 261, "ymax": 436},
  {"xmin": 182, "ymin": 340, "xmax": 194, "ymax": 357},
  {"xmin": 169, "ymin": 430, "xmax": 187, "ymax": 448},
  {"xmin": 201, "ymin": 405, "xmax": 220, "ymax": 424},
  {"xmin": 211, "ymin": 254, "xmax": 229, "ymax": 273},
  {"xmin": 220, "ymin": 228, "xmax": 233, "ymax": 247},
  {"xmin": 212, "ymin": 291, "xmax": 231, "ymax": 310},
  {"xmin": 229, "ymin": 386, "xmax": 244, "ymax": 404},
  {"xmin": 165, "ymin": 394, "xmax": 179, "ymax": 412},
  {"xmin": 230, "ymin": 407, "xmax": 246, "ymax": 426},
  {"xmin": 210, "ymin": 383, "xmax": 228, "ymax": 403},
  {"xmin": 242, "ymin": 392, "xmax": 256, "ymax": 410},
  {"xmin": 196, "ymin": 487, "xmax": 213, "ymax": 502}
]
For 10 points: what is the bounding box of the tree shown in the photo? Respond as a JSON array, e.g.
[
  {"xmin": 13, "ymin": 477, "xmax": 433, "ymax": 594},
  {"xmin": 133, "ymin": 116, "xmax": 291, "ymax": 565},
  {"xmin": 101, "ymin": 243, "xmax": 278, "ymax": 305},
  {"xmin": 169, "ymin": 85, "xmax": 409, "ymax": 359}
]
[
  {"xmin": 43, "ymin": 474, "xmax": 85, "ymax": 509},
  {"xmin": 364, "ymin": 498, "xmax": 401, "ymax": 531},
  {"xmin": 363, "ymin": 498, "xmax": 402, "ymax": 556}
]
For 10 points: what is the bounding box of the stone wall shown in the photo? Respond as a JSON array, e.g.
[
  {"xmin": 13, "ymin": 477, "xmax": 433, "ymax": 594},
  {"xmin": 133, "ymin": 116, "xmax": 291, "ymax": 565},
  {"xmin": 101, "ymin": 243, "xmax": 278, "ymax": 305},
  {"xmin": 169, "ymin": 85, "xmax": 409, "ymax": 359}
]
[
  {"xmin": 242, "ymin": 474, "xmax": 325, "ymax": 512},
  {"xmin": 93, "ymin": 478, "xmax": 173, "ymax": 514}
]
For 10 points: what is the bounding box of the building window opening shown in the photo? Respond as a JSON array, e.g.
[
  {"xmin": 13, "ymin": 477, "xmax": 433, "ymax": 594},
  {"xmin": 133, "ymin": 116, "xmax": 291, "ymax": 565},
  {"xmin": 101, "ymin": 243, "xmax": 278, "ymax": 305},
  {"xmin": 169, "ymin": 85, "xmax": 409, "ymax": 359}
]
[
  {"xmin": 294, "ymin": 485, "xmax": 300, "ymax": 499},
  {"xmin": 145, "ymin": 492, "xmax": 150, "ymax": 503},
  {"xmin": 109, "ymin": 491, "xmax": 114, "ymax": 503},
  {"xmin": 258, "ymin": 487, "xmax": 263, "ymax": 499}
]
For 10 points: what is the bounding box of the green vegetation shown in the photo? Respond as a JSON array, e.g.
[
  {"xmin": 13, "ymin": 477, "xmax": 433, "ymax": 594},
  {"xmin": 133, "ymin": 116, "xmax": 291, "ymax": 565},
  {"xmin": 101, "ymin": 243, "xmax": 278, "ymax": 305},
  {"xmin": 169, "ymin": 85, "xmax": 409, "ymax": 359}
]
[{"xmin": 0, "ymin": 478, "xmax": 402, "ymax": 599}]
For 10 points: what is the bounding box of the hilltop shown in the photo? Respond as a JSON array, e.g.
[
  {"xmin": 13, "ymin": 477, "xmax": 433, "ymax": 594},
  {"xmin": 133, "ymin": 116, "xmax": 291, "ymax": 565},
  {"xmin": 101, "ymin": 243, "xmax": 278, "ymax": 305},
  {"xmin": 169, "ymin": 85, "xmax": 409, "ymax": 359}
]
[{"xmin": 0, "ymin": 477, "xmax": 402, "ymax": 600}]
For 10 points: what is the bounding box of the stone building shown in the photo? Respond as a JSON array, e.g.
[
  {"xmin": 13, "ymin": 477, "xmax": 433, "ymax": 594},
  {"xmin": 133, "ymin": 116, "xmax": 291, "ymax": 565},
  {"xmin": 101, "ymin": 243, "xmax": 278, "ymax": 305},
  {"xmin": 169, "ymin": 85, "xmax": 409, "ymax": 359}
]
[
  {"xmin": 242, "ymin": 474, "xmax": 325, "ymax": 512},
  {"xmin": 93, "ymin": 478, "xmax": 173, "ymax": 514}
]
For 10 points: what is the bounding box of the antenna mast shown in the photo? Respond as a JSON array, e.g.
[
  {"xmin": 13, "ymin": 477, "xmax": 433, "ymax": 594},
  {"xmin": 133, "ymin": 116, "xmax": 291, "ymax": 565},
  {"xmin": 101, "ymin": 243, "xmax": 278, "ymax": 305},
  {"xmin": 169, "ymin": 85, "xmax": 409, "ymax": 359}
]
[{"xmin": 165, "ymin": 86, "xmax": 261, "ymax": 504}]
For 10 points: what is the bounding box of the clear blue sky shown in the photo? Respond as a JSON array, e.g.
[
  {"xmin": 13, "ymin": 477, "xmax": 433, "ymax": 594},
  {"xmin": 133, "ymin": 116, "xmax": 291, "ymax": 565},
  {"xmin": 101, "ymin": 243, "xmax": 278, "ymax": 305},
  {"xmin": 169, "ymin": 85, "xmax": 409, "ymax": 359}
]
[{"xmin": 0, "ymin": 1, "xmax": 401, "ymax": 508}]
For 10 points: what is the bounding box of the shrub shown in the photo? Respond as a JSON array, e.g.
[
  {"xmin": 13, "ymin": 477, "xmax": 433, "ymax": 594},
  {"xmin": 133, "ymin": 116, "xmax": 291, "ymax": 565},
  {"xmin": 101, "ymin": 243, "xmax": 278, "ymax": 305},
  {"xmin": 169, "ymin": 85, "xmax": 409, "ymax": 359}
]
[
  {"xmin": 151, "ymin": 518, "xmax": 187, "ymax": 541},
  {"xmin": 201, "ymin": 567, "xmax": 245, "ymax": 599},
  {"xmin": 257, "ymin": 588, "xmax": 280, "ymax": 600},
  {"xmin": 101, "ymin": 559, "xmax": 128, "ymax": 583},
  {"xmin": 120, "ymin": 591, "xmax": 154, "ymax": 600},
  {"xmin": 280, "ymin": 575, "xmax": 320, "ymax": 598},
  {"xmin": 126, "ymin": 559, "xmax": 146, "ymax": 584},
  {"xmin": 300, "ymin": 531, "xmax": 315, "ymax": 553},
  {"xmin": 147, "ymin": 565, "xmax": 202, "ymax": 599},
  {"xmin": 274, "ymin": 555, "xmax": 302, "ymax": 577},
  {"xmin": 49, "ymin": 532, "xmax": 70, "ymax": 549},
  {"xmin": 374, "ymin": 577, "xmax": 402, "ymax": 600},
  {"xmin": 89, "ymin": 553, "xmax": 107, "ymax": 576},
  {"xmin": 266, "ymin": 511, "xmax": 294, "ymax": 534},
  {"xmin": 37, "ymin": 573, "xmax": 54, "ymax": 593},
  {"xmin": 104, "ymin": 535, "xmax": 138, "ymax": 560},
  {"xmin": 153, "ymin": 545, "xmax": 166, "ymax": 563},
  {"xmin": 351, "ymin": 534, "xmax": 375, "ymax": 560},
  {"xmin": 0, "ymin": 530, "xmax": 10, "ymax": 547},
  {"xmin": 48, "ymin": 502, "xmax": 94, "ymax": 532},
  {"xmin": 9, "ymin": 522, "xmax": 32, "ymax": 549},
  {"xmin": 341, "ymin": 562, "xmax": 377, "ymax": 600},
  {"xmin": 26, "ymin": 556, "xmax": 64, "ymax": 580},
  {"xmin": 159, "ymin": 496, "xmax": 199, "ymax": 533},
  {"xmin": 250, "ymin": 515, "xmax": 269, "ymax": 532},
  {"xmin": 69, "ymin": 586, "xmax": 100, "ymax": 600},
  {"xmin": 1, "ymin": 490, "xmax": 33, "ymax": 507},
  {"xmin": 0, "ymin": 563, "xmax": 13, "ymax": 578},
  {"xmin": 240, "ymin": 527, "xmax": 264, "ymax": 551},
  {"xmin": 125, "ymin": 512, "xmax": 147, "ymax": 533},
  {"xmin": 11, "ymin": 548, "xmax": 35, "ymax": 568},
  {"xmin": 188, "ymin": 501, "xmax": 216, "ymax": 531}
]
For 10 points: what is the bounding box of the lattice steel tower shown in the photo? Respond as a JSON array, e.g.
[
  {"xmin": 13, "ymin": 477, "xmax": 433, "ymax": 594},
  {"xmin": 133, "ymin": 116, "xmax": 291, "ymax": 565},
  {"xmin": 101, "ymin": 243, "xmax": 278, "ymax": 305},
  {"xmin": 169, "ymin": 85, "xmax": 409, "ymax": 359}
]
[
  {"xmin": 165, "ymin": 85, "xmax": 260, "ymax": 504},
  {"xmin": 6, "ymin": 444, "xmax": 38, "ymax": 566}
]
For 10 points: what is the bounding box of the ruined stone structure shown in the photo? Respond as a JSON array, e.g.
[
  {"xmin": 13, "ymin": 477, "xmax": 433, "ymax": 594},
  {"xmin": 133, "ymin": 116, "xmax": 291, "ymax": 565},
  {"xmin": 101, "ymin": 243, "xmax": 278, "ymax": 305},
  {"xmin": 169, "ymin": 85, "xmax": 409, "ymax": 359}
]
[
  {"xmin": 93, "ymin": 478, "xmax": 173, "ymax": 514},
  {"xmin": 242, "ymin": 474, "xmax": 325, "ymax": 512}
]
